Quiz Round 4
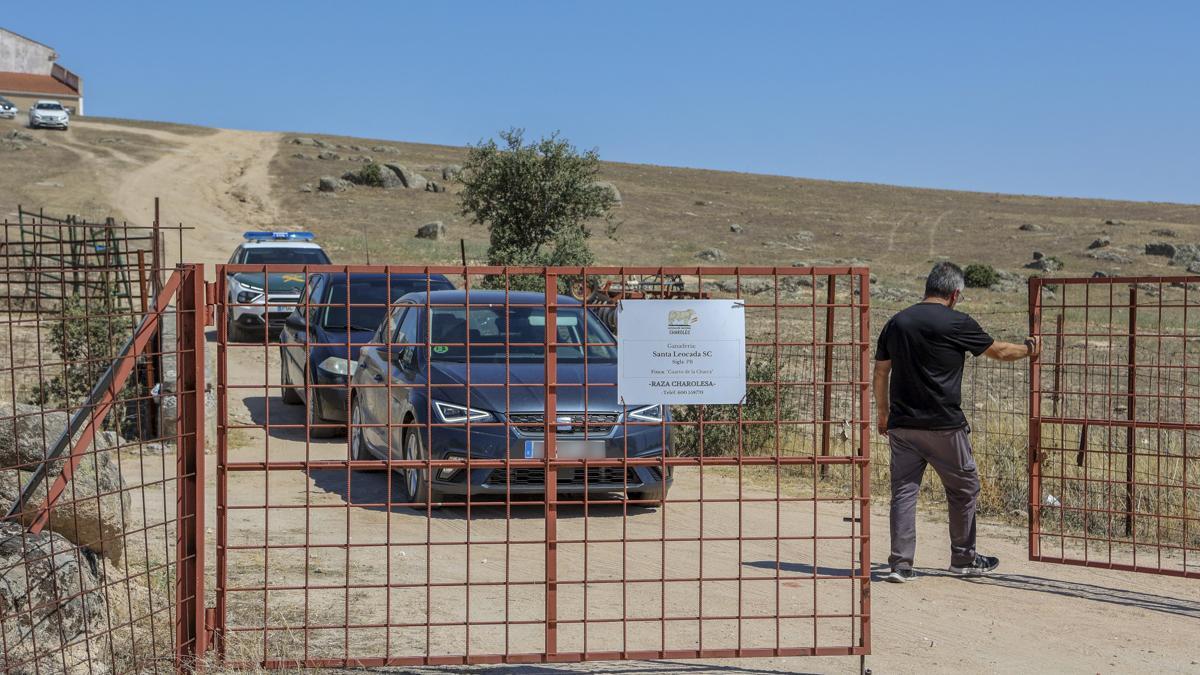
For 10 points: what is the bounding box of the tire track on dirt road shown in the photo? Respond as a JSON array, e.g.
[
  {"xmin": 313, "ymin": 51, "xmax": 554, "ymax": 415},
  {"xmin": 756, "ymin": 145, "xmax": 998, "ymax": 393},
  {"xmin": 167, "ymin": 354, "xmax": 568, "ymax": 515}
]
[{"xmin": 75, "ymin": 120, "xmax": 282, "ymax": 264}]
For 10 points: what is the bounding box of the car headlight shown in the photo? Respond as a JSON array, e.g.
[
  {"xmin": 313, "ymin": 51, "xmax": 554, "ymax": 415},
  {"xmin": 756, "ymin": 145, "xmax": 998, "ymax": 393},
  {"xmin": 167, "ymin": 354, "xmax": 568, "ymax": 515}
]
[
  {"xmin": 433, "ymin": 401, "xmax": 491, "ymax": 423},
  {"xmin": 628, "ymin": 404, "xmax": 663, "ymax": 422},
  {"xmin": 236, "ymin": 290, "xmax": 262, "ymax": 303},
  {"xmin": 318, "ymin": 357, "xmax": 357, "ymax": 377}
]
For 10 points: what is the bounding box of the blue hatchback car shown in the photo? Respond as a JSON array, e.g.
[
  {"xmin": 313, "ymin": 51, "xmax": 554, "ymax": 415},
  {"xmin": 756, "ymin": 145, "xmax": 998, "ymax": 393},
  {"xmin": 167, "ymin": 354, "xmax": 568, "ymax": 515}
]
[
  {"xmin": 279, "ymin": 273, "xmax": 454, "ymax": 435},
  {"xmin": 348, "ymin": 290, "xmax": 672, "ymax": 504}
]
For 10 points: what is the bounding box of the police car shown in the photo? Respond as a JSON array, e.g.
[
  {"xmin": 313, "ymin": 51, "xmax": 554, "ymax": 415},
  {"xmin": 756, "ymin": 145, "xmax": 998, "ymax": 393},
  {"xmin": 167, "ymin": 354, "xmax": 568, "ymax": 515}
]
[{"xmin": 226, "ymin": 232, "xmax": 331, "ymax": 341}]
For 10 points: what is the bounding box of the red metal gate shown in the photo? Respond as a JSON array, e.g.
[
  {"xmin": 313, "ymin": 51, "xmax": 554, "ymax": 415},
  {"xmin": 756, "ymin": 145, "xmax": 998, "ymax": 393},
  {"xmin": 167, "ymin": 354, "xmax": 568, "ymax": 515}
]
[
  {"xmin": 210, "ymin": 264, "xmax": 871, "ymax": 667},
  {"xmin": 1029, "ymin": 275, "xmax": 1200, "ymax": 577}
]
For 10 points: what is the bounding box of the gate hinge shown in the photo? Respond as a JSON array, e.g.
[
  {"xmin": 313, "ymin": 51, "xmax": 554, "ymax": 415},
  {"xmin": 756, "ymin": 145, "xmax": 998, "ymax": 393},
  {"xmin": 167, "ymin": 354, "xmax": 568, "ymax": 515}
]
[
  {"xmin": 204, "ymin": 606, "xmax": 218, "ymax": 650},
  {"xmin": 204, "ymin": 282, "xmax": 218, "ymax": 327}
]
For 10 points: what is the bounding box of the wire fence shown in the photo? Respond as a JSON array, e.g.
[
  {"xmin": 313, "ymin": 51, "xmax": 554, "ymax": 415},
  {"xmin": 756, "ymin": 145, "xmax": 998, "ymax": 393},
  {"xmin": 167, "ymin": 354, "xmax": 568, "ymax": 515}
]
[{"xmin": 0, "ymin": 213, "xmax": 205, "ymax": 672}]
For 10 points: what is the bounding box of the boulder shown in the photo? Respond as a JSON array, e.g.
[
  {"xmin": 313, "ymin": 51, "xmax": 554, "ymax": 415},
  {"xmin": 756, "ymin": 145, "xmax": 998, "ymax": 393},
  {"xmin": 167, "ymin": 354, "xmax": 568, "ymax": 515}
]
[
  {"xmin": 1151, "ymin": 228, "xmax": 1177, "ymax": 238},
  {"xmin": 290, "ymin": 137, "xmax": 318, "ymax": 146},
  {"xmin": 716, "ymin": 279, "xmax": 770, "ymax": 294},
  {"xmin": 1087, "ymin": 237, "xmax": 1110, "ymax": 249},
  {"xmin": 1018, "ymin": 223, "xmax": 1043, "ymax": 232},
  {"xmin": 1170, "ymin": 243, "xmax": 1200, "ymax": 267},
  {"xmin": 318, "ymin": 176, "xmax": 348, "ymax": 193},
  {"xmin": 0, "ymin": 521, "xmax": 109, "ymax": 674},
  {"xmin": 442, "ymin": 165, "xmax": 463, "ymax": 180},
  {"xmin": 593, "ymin": 181, "xmax": 622, "ymax": 204},
  {"xmin": 426, "ymin": 180, "xmax": 445, "ymax": 193},
  {"xmin": 0, "ymin": 405, "xmax": 130, "ymax": 563},
  {"xmin": 1025, "ymin": 257, "xmax": 1063, "ymax": 272},
  {"xmin": 729, "ymin": 224, "xmax": 744, "ymax": 234},
  {"xmin": 696, "ymin": 248, "xmax": 725, "ymax": 262},
  {"xmin": 1087, "ymin": 248, "xmax": 1131, "ymax": 263},
  {"xmin": 299, "ymin": 183, "xmax": 313, "ymax": 193},
  {"xmin": 316, "ymin": 151, "xmax": 342, "ymax": 161},
  {"xmin": 1032, "ymin": 251, "xmax": 1045, "ymax": 260},
  {"xmin": 7, "ymin": 130, "xmax": 37, "ymax": 143},
  {"xmin": 416, "ymin": 221, "xmax": 446, "ymax": 240},
  {"xmin": 1145, "ymin": 242, "xmax": 1176, "ymax": 257},
  {"xmin": 384, "ymin": 164, "xmax": 427, "ymax": 190},
  {"xmin": 780, "ymin": 275, "xmax": 824, "ymax": 293},
  {"xmin": 1189, "ymin": 260, "xmax": 1200, "ymax": 275},
  {"xmin": 291, "ymin": 152, "xmax": 310, "ymax": 160},
  {"xmin": 988, "ymin": 270, "xmax": 1026, "ymax": 293}
]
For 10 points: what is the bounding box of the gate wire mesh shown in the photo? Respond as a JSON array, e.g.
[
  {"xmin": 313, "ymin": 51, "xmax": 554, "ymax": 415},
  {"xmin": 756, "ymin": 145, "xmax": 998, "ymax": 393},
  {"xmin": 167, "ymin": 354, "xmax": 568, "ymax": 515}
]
[
  {"xmin": 0, "ymin": 216, "xmax": 204, "ymax": 672},
  {"xmin": 213, "ymin": 264, "xmax": 870, "ymax": 668},
  {"xmin": 1030, "ymin": 275, "xmax": 1200, "ymax": 577}
]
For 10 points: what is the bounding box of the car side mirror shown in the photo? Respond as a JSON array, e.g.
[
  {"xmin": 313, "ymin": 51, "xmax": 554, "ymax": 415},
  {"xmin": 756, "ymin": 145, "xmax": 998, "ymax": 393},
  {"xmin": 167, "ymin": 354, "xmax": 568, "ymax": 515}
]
[
  {"xmin": 395, "ymin": 346, "xmax": 417, "ymax": 370},
  {"xmin": 285, "ymin": 313, "xmax": 307, "ymax": 330}
]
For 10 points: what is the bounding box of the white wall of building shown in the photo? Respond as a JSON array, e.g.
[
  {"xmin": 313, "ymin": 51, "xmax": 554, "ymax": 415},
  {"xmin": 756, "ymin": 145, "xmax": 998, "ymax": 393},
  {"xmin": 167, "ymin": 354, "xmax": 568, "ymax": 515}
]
[{"xmin": 0, "ymin": 29, "xmax": 57, "ymax": 75}]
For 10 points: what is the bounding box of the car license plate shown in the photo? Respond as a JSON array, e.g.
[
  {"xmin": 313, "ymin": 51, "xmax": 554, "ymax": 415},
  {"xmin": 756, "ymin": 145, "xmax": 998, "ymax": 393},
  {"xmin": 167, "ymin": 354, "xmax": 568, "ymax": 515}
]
[
  {"xmin": 269, "ymin": 305, "xmax": 293, "ymax": 313},
  {"xmin": 523, "ymin": 440, "xmax": 606, "ymax": 459}
]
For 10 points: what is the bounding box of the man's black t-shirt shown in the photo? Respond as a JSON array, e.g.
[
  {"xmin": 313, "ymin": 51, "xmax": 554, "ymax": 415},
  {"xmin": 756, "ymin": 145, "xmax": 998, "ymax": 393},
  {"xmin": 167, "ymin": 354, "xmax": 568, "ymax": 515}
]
[{"xmin": 875, "ymin": 302, "xmax": 995, "ymax": 430}]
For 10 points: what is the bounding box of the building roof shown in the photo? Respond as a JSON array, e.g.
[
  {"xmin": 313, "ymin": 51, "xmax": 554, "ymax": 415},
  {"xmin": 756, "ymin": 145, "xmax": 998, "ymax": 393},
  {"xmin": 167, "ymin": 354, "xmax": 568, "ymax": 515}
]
[
  {"xmin": 0, "ymin": 71, "xmax": 79, "ymax": 97},
  {"xmin": 0, "ymin": 27, "xmax": 56, "ymax": 53}
]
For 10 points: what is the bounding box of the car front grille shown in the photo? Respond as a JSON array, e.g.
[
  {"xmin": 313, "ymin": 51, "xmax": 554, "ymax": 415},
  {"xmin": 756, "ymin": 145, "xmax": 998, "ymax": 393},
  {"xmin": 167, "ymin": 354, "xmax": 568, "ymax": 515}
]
[
  {"xmin": 485, "ymin": 466, "xmax": 640, "ymax": 487},
  {"xmin": 507, "ymin": 412, "xmax": 619, "ymax": 436}
]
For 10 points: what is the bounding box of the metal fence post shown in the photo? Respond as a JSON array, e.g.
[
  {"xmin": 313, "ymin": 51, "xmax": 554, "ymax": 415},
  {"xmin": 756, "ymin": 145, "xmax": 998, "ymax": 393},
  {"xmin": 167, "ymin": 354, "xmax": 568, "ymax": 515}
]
[
  {"xmin": 176, "ymin": 263, "xmax": 207, "ymax": 666},
  {"xmin": 820, "ymin": 275, "xmax": 836, "ymax": 477},
  {"xmin": 1125, "ymin": 286, "xmax": 1138, "ymax": 538},
  {"xmin": 543, "ymin": 270, "xmax": 559, "ymax": 656}
]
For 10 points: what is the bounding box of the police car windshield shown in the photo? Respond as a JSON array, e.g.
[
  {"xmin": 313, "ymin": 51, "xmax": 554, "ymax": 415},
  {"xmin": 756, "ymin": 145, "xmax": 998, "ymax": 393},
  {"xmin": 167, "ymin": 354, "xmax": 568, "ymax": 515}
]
[
  {"xmin": 35, "ymin": 103, "xmax": 64, "ymax": 111},
  {"xmin": 242, "ymin": 248, "xmax": 330, "ymax": 265}
]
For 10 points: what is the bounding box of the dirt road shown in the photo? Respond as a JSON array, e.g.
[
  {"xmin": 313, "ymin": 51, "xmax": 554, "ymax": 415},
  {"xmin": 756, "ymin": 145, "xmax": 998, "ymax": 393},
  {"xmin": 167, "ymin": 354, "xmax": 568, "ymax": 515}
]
[
  {"xmin": 71, "ymin": 119, "xmax": 282, "ymax": 266},
  {"xmin": 97, "ymin": 126, "xmax": 1199, "ymax": 674}
]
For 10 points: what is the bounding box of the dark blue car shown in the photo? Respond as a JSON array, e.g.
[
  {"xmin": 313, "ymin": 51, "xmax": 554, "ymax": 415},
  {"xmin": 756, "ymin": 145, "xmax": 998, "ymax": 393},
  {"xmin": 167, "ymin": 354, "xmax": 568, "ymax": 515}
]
[
  {"xmin": 279, "ymin": 273, "xmax": 454, "ymax": 436},
  {"xmin": 348, "ymin": 290, "xmax": 672, "ymax": 504}
]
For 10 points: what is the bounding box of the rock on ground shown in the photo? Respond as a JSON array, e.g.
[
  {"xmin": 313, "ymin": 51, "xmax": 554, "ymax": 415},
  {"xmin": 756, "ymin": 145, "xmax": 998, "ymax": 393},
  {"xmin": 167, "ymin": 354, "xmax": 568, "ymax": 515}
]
[
  {"xmin": 442, "ymin": 165, "xmax": 463, "ymax": 180},
  {"xmin": 1087, "ymin": 248, "xmax": 1131, "ymax": 263},
  {"xmin": 1018, "ymin": 223, "xmax": 1043, "ymax": 232},
  {"xmin": 1087, "ymin": 237, "xmax": 1110, "ymax": 249},
  {"xmin": 426, "ymin": 180, "xmax": 445, "ymax": 193},
  {"xmin": 384, "ymin": 164, "xmax": 427, "ymax": 190},
  {"xmin": 696, "ymin": 248, "xmax": 725, "ymax": 261},
  {"xmin": 416, "ymin": 221, "xmax": 446, "ymax": 240},
  {"xmin": 716, "ymin": 278, "xmax": 770, "ymax": 294},
  {"xmin": 1145, "ymin": 242, "xmax": 1176, "ymax": 257},
  {"xmin": 318, "ymin": 176, "xmax": 350, "ymax": 193},
  {"xmin": 0, "ymin": 404, "xmax": 131, "ymax": 564},
  {"xmin": 0, "ymin": 521, "xmax": 110, "ymax": 674}
]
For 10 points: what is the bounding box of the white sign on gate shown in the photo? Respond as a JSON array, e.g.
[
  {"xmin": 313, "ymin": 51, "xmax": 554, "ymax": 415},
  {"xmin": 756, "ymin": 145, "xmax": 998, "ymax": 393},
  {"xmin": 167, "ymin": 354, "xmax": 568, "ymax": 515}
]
[{"xmin": 617, "ymin": 299, "xmax": 746, "ymax": 405}]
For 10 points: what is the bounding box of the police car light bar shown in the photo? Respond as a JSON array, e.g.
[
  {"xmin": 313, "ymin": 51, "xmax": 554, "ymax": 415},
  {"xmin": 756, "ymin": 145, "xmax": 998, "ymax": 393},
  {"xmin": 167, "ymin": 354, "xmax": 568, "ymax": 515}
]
[{"xmin": 243, "ymin": 231, "xmax": 315, "ymax": 242}]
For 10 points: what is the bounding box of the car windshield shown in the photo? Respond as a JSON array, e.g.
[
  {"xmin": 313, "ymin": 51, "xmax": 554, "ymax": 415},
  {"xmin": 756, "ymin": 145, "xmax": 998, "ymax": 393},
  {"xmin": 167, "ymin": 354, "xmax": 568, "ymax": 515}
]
[
  {"xmin": 321, "ymin": 278, "xmax": 453, "ymax": 331},
  {"xmin": 35, "ymin": 103, "xmax": 63, "ymax": 111},
  {"xmin": 427, "ymin": 305, "xmax": 616, "ymax": 364},
  {"xmin": 242, "ymin": 248, "xmax": 330, "ymax": 265}
]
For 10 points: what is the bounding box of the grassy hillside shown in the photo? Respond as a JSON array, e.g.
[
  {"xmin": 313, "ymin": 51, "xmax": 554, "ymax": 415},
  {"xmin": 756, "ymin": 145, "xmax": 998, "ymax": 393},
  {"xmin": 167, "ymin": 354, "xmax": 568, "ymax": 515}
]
[{"xmin": 268, "ymin": 129, "xmax": 1200, "ymax": 320}]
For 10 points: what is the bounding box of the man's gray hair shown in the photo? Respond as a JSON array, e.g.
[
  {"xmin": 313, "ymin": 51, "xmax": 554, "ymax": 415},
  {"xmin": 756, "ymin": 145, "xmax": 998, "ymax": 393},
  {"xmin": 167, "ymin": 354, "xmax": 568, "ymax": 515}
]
[{"xmin": 925, "ymin": 262, "xmax": 965, "ymax": 300}]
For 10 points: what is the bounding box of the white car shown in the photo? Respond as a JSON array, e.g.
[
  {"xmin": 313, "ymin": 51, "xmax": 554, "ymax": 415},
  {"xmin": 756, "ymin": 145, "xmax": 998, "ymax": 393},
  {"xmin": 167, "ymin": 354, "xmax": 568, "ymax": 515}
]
[
  {"xmin": 0, "ymin": 96, "xmax": 17, "ymax": 119},
  {"xmin": 225, "ymin": 232, "xmax": 332, "ymax": 341},
  {"xmin": 28, "ymin": 100, "xmax": 69, "ymax": 129}
]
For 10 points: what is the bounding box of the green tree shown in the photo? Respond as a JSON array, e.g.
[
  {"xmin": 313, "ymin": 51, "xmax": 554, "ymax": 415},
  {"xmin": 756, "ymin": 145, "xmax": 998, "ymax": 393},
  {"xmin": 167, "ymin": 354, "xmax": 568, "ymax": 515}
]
[{"xmin": 458, "ymin": 128, "xmax": 617, "ymax": 290}]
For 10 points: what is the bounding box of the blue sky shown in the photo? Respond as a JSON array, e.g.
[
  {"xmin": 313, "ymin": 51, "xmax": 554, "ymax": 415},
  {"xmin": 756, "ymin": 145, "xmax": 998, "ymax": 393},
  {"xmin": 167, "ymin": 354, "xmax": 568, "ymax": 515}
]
[{"xmin": 7, "ymin": 2, "xmax": 1199, "ymax": 204}]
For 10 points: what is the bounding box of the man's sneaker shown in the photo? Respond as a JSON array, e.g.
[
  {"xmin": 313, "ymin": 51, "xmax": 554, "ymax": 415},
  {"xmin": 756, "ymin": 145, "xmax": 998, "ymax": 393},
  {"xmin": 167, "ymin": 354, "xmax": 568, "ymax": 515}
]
[
  {"xmin": 948, "ymin": 554, "xmax": 1000, "ymax": 576},
  {"xmin": 885, "ymin": 568, "xmax": 915, "ymax": 583}
]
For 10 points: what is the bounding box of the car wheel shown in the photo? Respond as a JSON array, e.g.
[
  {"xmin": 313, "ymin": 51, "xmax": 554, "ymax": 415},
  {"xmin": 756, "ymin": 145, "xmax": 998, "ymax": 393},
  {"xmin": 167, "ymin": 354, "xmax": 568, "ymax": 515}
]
[
  {"xmin": 305, "ymin": 375, "xmax": 342, "ymax": 438},
  {"xmin": 280, "ymin": 354, "xmax": 302, "ymax": 404},
  {"xmin": 629, "ymin": 484, "xmax": 668, "ymax": 506},
  {"xmin": 349, "ymin": 399, "xmax": 378, "ymax": 466},
  {"xmin": 226, "ymin": 312, "xmax": 247, "ymax": 343},
  {"xmin": 402, "ymin": 429, "xmax": 441, "ymax": 509}
]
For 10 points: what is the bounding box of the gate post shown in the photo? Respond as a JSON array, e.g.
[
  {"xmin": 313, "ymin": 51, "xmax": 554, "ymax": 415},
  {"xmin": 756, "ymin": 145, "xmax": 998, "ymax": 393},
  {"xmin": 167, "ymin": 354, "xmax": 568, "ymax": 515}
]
[
  {"xmin": 543, "ymin": 270, "xmax": 559, "ymax": 656},
  {"xmin": 176, "ymin": 263, "xmax": 207, "ymax": 666},
  {"xmin": 1027, "ymin": 277, "xmax": 1043, "ymax": 559},
  {"xmin": 1125, "ymin": 287, "xmax": 1137, "ymax": 537}
]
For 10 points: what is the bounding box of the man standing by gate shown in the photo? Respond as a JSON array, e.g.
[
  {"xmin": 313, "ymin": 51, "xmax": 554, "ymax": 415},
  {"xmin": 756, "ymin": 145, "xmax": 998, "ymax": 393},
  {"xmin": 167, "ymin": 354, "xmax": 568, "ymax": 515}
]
[{"xmin": 874, "ymin": 262, "xmax": 1039, "ymax": 582}]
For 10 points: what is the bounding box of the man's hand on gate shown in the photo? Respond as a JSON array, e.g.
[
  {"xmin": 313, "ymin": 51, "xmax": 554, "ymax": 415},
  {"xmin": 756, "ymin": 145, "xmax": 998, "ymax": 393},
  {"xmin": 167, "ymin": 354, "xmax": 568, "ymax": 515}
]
[
  {"xmin": 1024, "ymin": 336, "xmax": 1041, "ymax": 358},
  {"xmin": 876, "ymin": 414, "xmax": 888, "ymax": 438}
]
